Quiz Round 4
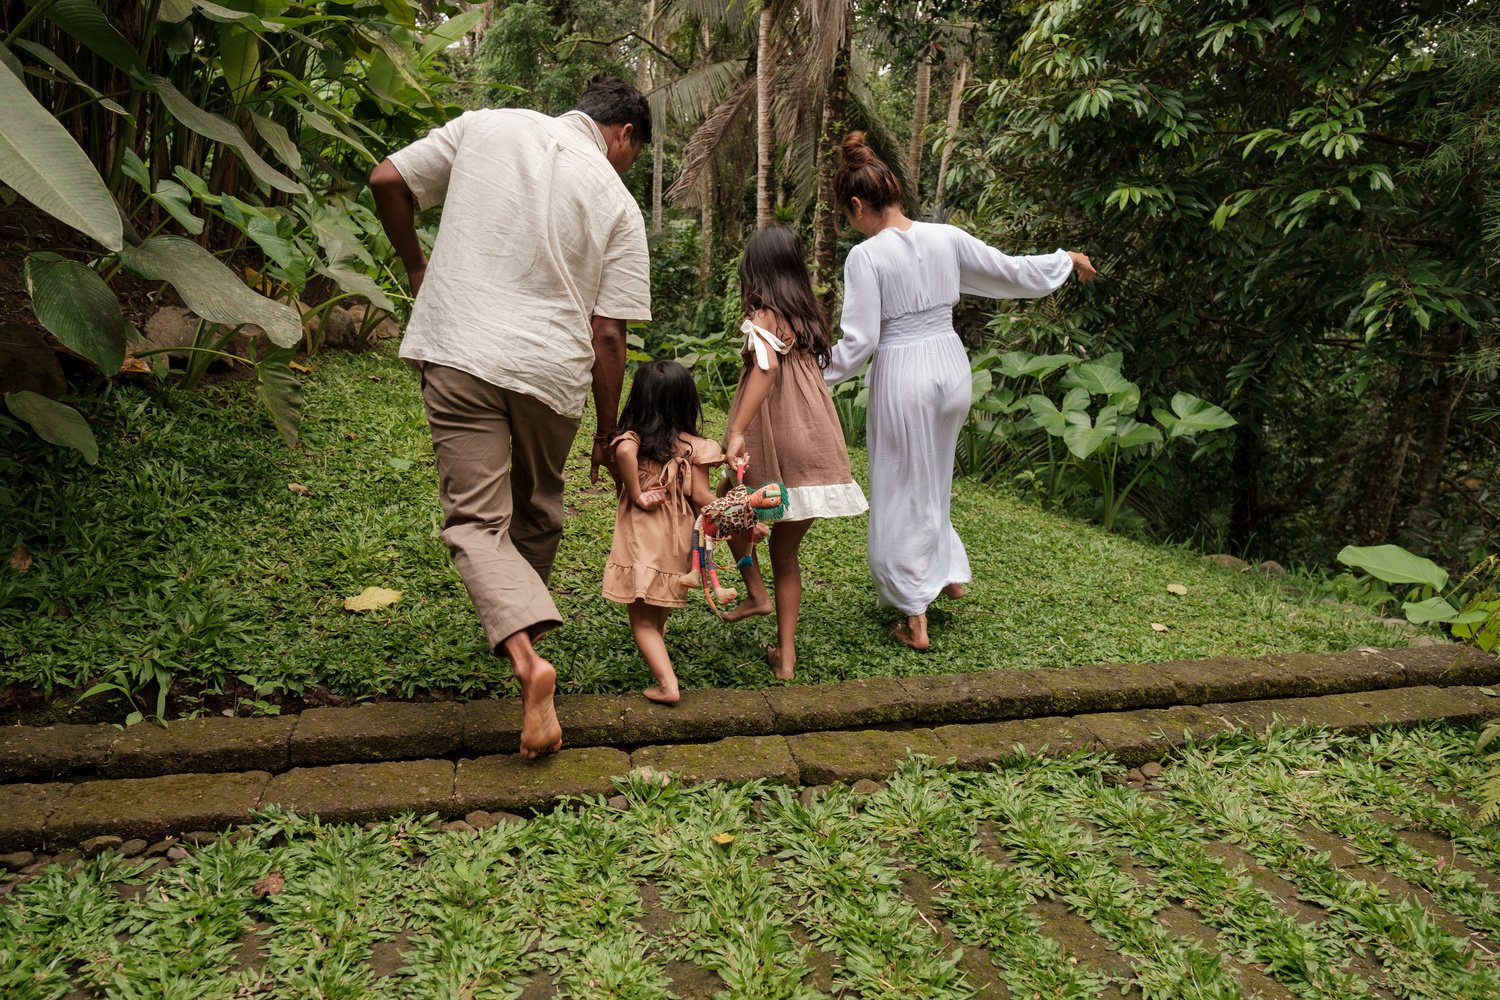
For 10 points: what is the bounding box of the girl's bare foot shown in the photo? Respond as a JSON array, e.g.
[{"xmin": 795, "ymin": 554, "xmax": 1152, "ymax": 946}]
[
  {"xmin": 890, "ymin": 616, "xmax": 930, "ymax": 651},
  {"xmin": 767, "ymin": 644, "xmax": 795, "ymax": 681},
  {"xmin": 722, "ymin": 598, "xmax": 772, "ymax": 622},
  {"xmin": 517, "ymin": 659, "xmax": 563, "ymax": 758},
  {"xmin": 643, "ymin": 684, "xmax": 680, "ymax": 704},
  {"xmin": 941, "ymin": 582, "xmax": 967, "ymax": 599}
]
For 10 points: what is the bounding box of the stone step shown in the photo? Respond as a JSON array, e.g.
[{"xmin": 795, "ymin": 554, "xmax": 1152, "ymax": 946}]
[
  {"xmin": 2, "ymin": 681, "xmax": 1495, "ymax": 852},
  {"xmin": 3, "ymin": 645, "xmax": 1495, "ymax": 783}
]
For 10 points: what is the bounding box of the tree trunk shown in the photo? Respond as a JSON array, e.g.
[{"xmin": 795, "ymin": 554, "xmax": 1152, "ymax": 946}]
[
  {"xmin": 699, "ymin": 167, "xmax": 715, "ymax": 287},
  {"xmin": 1227, "ymin": 402, "xmax": 1262, "ymax": 550},
  {"xmin": 934, "ymin": 58, "xmax": 967, "ymax": 214},
  {"xmin": 908, "ymin": 52, "xmax": 931, "ymax": 211},
  {"xmin": 1322, "ymin": 361, "xmax": 1419, "ymax": 547},
  {"xmin": 1404, "ymin": 326, "xmax": 1466, "ymax": 539},
  {"xmin": 646, "ymin": 0, "xmax": 662, "ymax": 233},
  {"xmin": 812, "ymin": 49, "xmax": 848, "ymax": 320},
  {"xmin": 756, "ymin": 3, "xmax": 774, "ymax": 229}
]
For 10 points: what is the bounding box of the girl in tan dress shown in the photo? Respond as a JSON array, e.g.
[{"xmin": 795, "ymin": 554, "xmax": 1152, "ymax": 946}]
[
  {"xmin": 604, "ymin": 361, "xmax": 724, "ymax": 703},
  {"xmin": 723, "ymin": 225, "xmax": 869, "ymax": 681}
]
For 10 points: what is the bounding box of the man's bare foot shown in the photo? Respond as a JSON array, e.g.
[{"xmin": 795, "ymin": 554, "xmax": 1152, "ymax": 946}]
[
  {"xmin": 767, "ymin": 644, "xmax": 795, "ymax": 681},
  {"xmin": 518, "ymin": 659, "xmax": 563, "ymax": 759},
  {"xmin": 941, "ymin": 582, "xmax": 967, "ymax": 599},
  {"xmin": 890, "ymin": 617, "xmax": 930, "ymax": 651},
  {"xmin": 722, "ymin": 598, "xmax": 772, "ymax": 622},
  {"xmin": 643, "ymin": 684, "xmax": 680, "ymax": 704}
]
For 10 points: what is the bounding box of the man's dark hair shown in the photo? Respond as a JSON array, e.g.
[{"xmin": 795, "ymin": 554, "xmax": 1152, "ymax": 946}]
[{"xmin": 574, "ymin": 76, "xmax": 652, "ymax": 145}]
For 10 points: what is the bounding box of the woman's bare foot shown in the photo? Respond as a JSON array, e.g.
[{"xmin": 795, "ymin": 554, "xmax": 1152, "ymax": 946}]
[
  {"xmin": 767, "ymin": 644, "xmax": 795, "ymax": 681},
  {"xmin": 517, "ymin": 659, "xmax": 563, "ymax": 759},
  {"xmin": 890, "ymin": 615, "xmax": 930, "ymax": 651},
  {"xmin": 643, "ymin": 684, "xmax": 680, "ymax": 704},
  {"xmin": 941, "ymin": 582, "xmax": 967, "ymax": 599},
  {"xmin": 722, "ymin": 598, "xmax": 772, "ymax": 622}
]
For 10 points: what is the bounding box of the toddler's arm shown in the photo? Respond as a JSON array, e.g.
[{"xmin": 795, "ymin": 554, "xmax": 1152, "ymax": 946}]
[
  {"xmin": 688, "ymin": 464, "xmax": 716, "ymax": 513},
  {"xmin": 613, "ymin": 438, "xmax": 663, "ymax": 510}
]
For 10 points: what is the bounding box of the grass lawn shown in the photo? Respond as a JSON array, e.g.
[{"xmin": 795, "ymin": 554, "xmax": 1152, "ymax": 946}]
[
  {"xmin": 1, "ymin": 345, "xmax": 1398, "ymax": 718},
  {"xmin": 3, "ymin": 724, "xmax": 1498, "ymax": 998}
]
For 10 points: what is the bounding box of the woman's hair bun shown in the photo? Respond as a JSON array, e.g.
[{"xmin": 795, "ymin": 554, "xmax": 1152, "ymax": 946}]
[{"xmin": 838, "ymin": 130, "xmax": 873, "ymax": 167}]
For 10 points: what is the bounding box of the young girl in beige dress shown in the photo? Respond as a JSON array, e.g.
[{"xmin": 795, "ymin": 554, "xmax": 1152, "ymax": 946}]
[
  {"xmin": 604, "ymin": 360, "xmax": 724, "ymax": 703},
  {"xmin": 722, "ymin": 225, "xmax": 869, "ymax": 681}
]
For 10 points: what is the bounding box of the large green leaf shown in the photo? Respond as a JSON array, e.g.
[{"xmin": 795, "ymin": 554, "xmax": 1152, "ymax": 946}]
[
  {"xmin": 318, "ymin": 263, "xmax": 396, "ymax": 314},
  {"xmin": 1337, "ymin": 544, "xmax": 1449, "ymax": 591},
  {"xmin": 1112, "ymin": 415, "xmax": 1163, "ymax": 450},
  {"xmin": 997, "ymin": 351, "xmax": 1077, "ymax": 380},
  {"xmin": 418, "ymin": 8, "xmax": 485, "ymax": 62},
  {"xmin": 151, "ymin": 179, "xmax": 205, "ymax": 235},
  {"xmin": 1025, "ymin": 394, "xmax": 1068, "ymax": 436},
  {"xmin": 256, "ymin": 345, "xmax": 303, "ymax": 447},
  {"xmin": 148, "ymin": 76, "xmax": 305, "ymax": 194},
  {"xmin": 1061, "ymin": 359, "xmax": 1135, "ymax": 398},
  {"xmin": 970, "ymin": 367, "xmax": 993, "ymax": 406},
  {"xmin": 0, "ymin": 61, "xmax": 122, "ymax": 251},
  {"xmin": 1063, "ymin": 409, "xmax": 1115, "ymax": 459},
  {"xmin": 1401, "ymin": 596, "xmax": 1460, "ymax": 625},
  {"xmin": 12, "ymin": 40, "xmax": 130, "ymax": 117},
  {"xmin": 158, "ymin": 0, "xmax": 195, "ymax": 22},
  {"xmin": 23, "ymin": 253, "xmax": 131, "ymax": 373},
  {"xmin": 251, "ymin": 113, "xmax": 302, "ymax": 171},
  {"xmin": 117, "ymin": 235, "xmax": 301, "ymax": 347},
  {"xmin": 5, "ymin": 390, "xmax": 98, "ymax": 464},
  {"xmin": 1154, "ymin": 392, "xmax": 1238, "ymax": 439},
  {"xmin": 43, "ymin": 0, "xmax": 145, "ymax": 75},
  {"xmin": 218, "ymin": 24, "xmax": 261, "ymax": 106}
]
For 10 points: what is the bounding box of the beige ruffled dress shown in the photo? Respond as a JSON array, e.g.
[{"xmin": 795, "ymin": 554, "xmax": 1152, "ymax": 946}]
[
  {"xmin": 603, "ymin": 431, "xmax": 725, "ymax": 608},
  {"xmin": 725, "ymin": 318, "xmax": 868, "ymax": 520}
]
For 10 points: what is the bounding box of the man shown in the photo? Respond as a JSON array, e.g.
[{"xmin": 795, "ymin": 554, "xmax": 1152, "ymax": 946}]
[{"xmin": 369, "ymin": 77, "xmax": 651, "ymax": 759}]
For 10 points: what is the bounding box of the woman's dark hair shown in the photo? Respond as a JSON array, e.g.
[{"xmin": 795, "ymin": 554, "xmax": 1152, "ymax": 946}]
[
  {"xmin": 615, "ymin": 360, "xmax": 701, "ymax": 464},
  {"xmin": 833, "ymin": 130, "xmax": 901, "ymax": 214},
  {"xmin": 739, "ymin": 225, "xmax": 832, "ymax": 369},
  {"xmin": 574, "ymin": 75, "xmax": 652, "ymax": 144}
]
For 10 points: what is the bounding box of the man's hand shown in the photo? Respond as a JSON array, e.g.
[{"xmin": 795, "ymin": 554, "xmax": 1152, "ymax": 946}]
[
  {"xmin": 591, "ymin": 435, "xmax": 618, "ymax": 486},
  {"xmin": 1068, "ymin": 251, "xmax": 1097, "ymax": 283}
]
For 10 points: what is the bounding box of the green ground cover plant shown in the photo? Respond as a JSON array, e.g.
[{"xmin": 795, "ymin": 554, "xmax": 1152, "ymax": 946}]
[
  {"xmin": 2, "ymin": 345, "xmax": 1401, "ymax": 719},
  {"xmin": 3, "ymin": 724, "xmax": 1499, "ymax": 997}
]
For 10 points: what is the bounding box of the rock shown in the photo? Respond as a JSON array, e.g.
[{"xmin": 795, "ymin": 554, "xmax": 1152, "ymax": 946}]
[
  {"xmin": 491, "ymin": 811, "xmax": 526, "ymax": 827},
  {"xmin": 166, "ymin": 846, "xmax": 189, "ymax": 861},
  {"xmin": 145, "ymin": 840, "xmax": 175, "ymax": 857},
  {"xmin": 0, "ymin": 851, "xmax": 36, "ymax": 872},
  {"xmin": 1411, "ymin": 635, "xmax": 1452, "ymax": 647},
  {"xmin": 229, "ymin": 828, "xmax": 254, "ymax": 844},
  {"xmin": 0, "ymin": 323, "xmax": 66, "ymax": 397},
  {"xmin": 0, "ymin": 878, "xmax": 19, "ymax": 897},
  {"xmin": 315, "ymin": 305, "xmax": 360, "ymax": 349},
  {"xmin": 1205, "ymin": 554, "xmax": 1249, "ymax": 572},
  {"xmin": 849, "ymin": 779, "xmax": 884, "ymax": 795},
  {"xmin": 345, "ymin": 303, "xmax": 400, "ymax": 343},
  {"xmin": 80, "ymin": 835, "xmax": 123, "ymax": 858},
  {"xmin": 798, "ymin": 785, "xmax": 830, "ymax": 807},
  {"xmin": 142, "ymin": 306, "xmax": 200, "ymax": 360},
  {"xmin": 464, "ymin": 811, "xmax": 497, "ymax": 830},
  {"xmin": 118, "ymin": 839, "xmax": 148, "ymax": 858},
  {"xmin": 1126, "ymin": 768, "xmax": 1147, "ymax": 784},
  {"xmin": 20, "ymin": 862, "xmax": 48, "ymax": 876},
  {"xmin": 1378, "ymin": 617, "xmax": 1410, "ymax": 630},
  {"xmin": 607, "ymin": 794, "xmax": 629, "ymax": 811},
  {"xmin": 1140, "ymin": 761, "xmax": 1164, "ymax": 779},
  {"xmin": 1256, "ymin": 560, "xmax": 1287, "ymax": 579},
  {"xmin": 50, "ymin": 850, "xmax": 80, "ymax": 867},
  {"xmin": 439, "ymin": 820, "xmax": 473, "ymax": 834},
  {"xmin": 182, "ymin": 831, "xmax": 218, "ymax": 847}
]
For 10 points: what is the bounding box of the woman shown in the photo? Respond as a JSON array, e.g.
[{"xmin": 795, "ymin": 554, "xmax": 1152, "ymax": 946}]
[{"xmin": 823, "ymin": 132, "xmax": 1095, "ymax": 650}]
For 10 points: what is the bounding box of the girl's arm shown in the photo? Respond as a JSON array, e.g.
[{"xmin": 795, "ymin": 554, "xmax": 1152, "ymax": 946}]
[
  {"xmin": 614, "ymin": 438, "xmax": 662, "ymax": 510},
  {"xmin": 724, "ymin": 310, "xmax": 782, "ymax": 470},
  {"xmin": 688, "ymin": 463, "xmax": 716, "ymax": 512},
  {"xmin": 823, "ymin": 251, "xmax": 881, "ymax": 384}
]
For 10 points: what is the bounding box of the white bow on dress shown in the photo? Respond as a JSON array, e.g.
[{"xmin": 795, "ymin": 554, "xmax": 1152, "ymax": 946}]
[{"xmin": 740, "ymin": 318, "xmax": 788, "ymax": 371}]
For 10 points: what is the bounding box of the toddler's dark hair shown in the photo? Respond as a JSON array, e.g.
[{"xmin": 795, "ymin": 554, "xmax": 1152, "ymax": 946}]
[
  {"xmin": 739, "ymin": 225, "xmax": 832, "ymax": 369},
  {"xmin": 615, "ymin": 360, "xmax": 701, "ymax": 464}
]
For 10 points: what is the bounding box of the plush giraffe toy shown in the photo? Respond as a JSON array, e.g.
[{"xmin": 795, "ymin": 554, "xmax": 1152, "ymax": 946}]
[{"xmin": 677, "ymin": 463, "xmax": 789, "ymax": 616}]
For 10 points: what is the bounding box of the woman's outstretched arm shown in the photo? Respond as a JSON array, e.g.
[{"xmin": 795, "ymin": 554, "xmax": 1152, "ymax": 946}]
[
  {"xmin": 952, "ymin": 226, "xmax": 1094, "ymax": 298},
  {"xmin": 823, "ymin": 250, "xmax": 882, "ymax": 384}
]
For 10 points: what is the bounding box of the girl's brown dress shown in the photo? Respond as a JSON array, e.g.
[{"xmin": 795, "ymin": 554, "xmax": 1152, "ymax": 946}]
[
  {"xmin": 725, "ymin": 318, "xmax": 868, "ymax": 520},
  {"xmin": 603, "ymin": 431, "xmax": 724, "ymax": 608}
]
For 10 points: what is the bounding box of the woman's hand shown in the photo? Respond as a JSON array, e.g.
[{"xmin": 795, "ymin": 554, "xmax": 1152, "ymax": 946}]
[
  {"xmin": 1068, "ymin": 251, "xmax": 1096, "ymax": 283},
  {"xmin": 724, "ymin": 432, "xmax": 749, "ymax": 472}
]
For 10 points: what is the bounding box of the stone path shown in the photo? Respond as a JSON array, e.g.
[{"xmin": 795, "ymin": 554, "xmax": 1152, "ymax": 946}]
[{"xmin": 2, "ymin": 645, "xmax": 1498, "ymax": 852}]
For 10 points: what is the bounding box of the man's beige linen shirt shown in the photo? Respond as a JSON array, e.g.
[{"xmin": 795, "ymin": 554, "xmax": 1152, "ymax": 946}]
[{"xmin": 389, "ymin": 109, "xmax": 651, "ymax": 418}]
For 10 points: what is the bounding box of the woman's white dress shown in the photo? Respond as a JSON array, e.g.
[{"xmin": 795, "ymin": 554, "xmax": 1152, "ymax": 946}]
[{"xmin": 824, "ymin": 221, "xmax": 1074, "ymax": 616}]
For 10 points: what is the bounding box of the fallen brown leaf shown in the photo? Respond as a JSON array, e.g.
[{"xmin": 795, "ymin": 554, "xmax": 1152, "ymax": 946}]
[
  {"xmin": 287, "ymin": 483, "xmax": 309, "ymax": 495},
  {"xmin": 289, "ymin": 361, "xmax": 315, "ymax": 373},
  {"xmin": 1166, "ymin": 583, "xmax": 1188, "ymax": 596},
  {"xmin": 252, "ymin": 872, "xmax": 285, "ymax": 897},
  {"xmin": 1150, "ymin": 622, "xmax": 1169, "ymax": 632},
  {"xmin": 10, "ymin": 543, "xmax": 32, "ymax": 573}
]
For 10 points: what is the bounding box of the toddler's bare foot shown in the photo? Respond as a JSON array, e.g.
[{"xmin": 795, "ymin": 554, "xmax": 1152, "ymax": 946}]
[
  {"xmin": 643, "ymin": 684, "xmax": 680, "ymax": 705},
  {"xmin": 941, "ymin": 582, "xmax": 967, "ymax": 599},
  {"xmin": 767, "ymin": 644, "xmax": 795, "ymax": 681},
  {"xmin": 889, "ymin": 616, "xmax": 930, "ymax": 652},
  {"xmin": 722, "ymin": 597, "xmax": 772, "ymax": 622},
  {"xmin": 517, "ymin": 658, "xmax": 563, "ymax": 759}
]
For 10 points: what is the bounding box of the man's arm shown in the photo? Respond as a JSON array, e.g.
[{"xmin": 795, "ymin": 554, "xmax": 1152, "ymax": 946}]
[
  {"xmin": 369, "ymin": 159, "xmax": 428, "ymax": 296},
  {"xmin": 590, "ymin": 315, "xmax": 627, "ymax": 485}
]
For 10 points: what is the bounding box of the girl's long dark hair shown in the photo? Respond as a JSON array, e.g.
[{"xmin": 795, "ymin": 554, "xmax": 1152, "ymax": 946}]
[
  {"xmin": 615, "ymin": 359, "xmax": 702, "ymax": 464},
  {"xmin": 739, "ymin": 225, "xmax": 832, "ymax": 369}
]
